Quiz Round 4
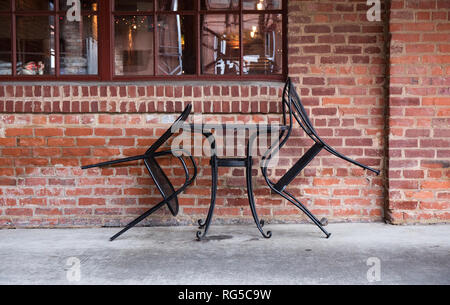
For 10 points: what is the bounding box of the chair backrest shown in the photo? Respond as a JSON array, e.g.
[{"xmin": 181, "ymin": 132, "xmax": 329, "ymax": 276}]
[
  {"xmin": 285, "ymin": 78, "xmax": 317, "ymax": 137},
  {"xmin": 144, "ymin": 103, "xmax": 192, "ymax": 216},
  {"xmin": 145, "ymin": 103, "xmax": 192, "ymax": 155}
]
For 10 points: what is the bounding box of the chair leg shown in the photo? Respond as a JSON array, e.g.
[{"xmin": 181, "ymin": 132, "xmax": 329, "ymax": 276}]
[
  {"xmin": 109, "ymin": 200, "xmax": 166, "ymax": 241},
  {"xmin": 246, "ymin": 156, "xmax": 272, "ymax": 238},
  {"xmin": 283, "ymin": 189, "xmax": 331, "ymax": 238},
  {"xmin": 323, "ymin": 145, "xmax": 380, "ymax": 175},
  {"xmin": 196, "ymin": 155, "xmax": 218, "ymax": 241},
  {"xmin": 81, "ymin": 155, "xmax": 146, "ymax": 169}
]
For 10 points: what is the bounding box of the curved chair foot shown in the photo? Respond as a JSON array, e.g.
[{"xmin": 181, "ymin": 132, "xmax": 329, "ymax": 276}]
[
  {"xmin": 263, "ymin": 230, "xmax": 272, "ymax": 238},
  {"xmin": 254, "ymin": 216, "xmax": 272, "ymax": 239},
  {"xmin": 250, "ymin": 208, "xmax": 272, "ymax": 239},
  {"xmin": 198, "ymin": 218, "xmax": 206, "ymax": 229},
  {"xmin": 196, "ymin": 230, "xmax": 207, "ymax": 241}
]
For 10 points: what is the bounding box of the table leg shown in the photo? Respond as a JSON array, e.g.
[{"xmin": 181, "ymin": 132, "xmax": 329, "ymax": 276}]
[
  {"xmin": 246, "ymin": 132, "xmax": 272, "ymax": 238},
  {"xmin": 246, "ymin": 155, "xmax": 272, "ymax": 239},
  {"xmin": 196, "ymin": 132, "xmax": 218, "ymax": 241}
]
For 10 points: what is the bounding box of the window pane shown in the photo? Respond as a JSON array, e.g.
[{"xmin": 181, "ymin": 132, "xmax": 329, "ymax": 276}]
[
  {"xmin": 242, "ymin": 14, "xmax": 282, "ymax": 75},
  {"xmin": 60, "ymin": 14, "xmax": 98, "ymax": 75},
  {"xmin": 158, "ymin": 0, "xmax": 195, "ymax": 11},
  {"xmin": 114, "ymin": 15, "xmax": 154, "ymax": 75},
  {"xmin": 0, "ymin": 0, "xmax": 10, "ymax": 10},
  {"xmin": 201, "ymin": 14, "xmax": 240, "ymax": 75},
  {"xmin": 201, "ymin": 0, "xmax": 238, "ymax": 10},
  {"xmin": 16, "ymin": 0, "xmax": 55, "ymax": 10},
  {"xmin": 157, "ymin": 15, "xmax": 195, "ymax": 75},
  {"xmin": 243, "ymin": 0, "xmax": 282, "ymax": 10},
  {"xmin": 59, "ymin": 0, "xmax": 97, "ymax": 11},
  {"xmin": 16, "ymin": 16, "xmax": 55, "ymax": 75},
  {"xmin": 115, "ymin": 0, "xmax": 153, "ymax": 11},
  {"xmin": 0, "ymin": 17, "xmax": 11, "ymax": 75}
]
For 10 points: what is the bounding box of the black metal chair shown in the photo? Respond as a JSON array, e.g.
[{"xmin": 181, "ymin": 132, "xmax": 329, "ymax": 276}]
[
  {"xmin": 261, "ymin": 78, "xmax": 380, "ymax": 238},
  {"xmin": 81, "ymin": 104, "xmax": 197, "ymax": 241}
]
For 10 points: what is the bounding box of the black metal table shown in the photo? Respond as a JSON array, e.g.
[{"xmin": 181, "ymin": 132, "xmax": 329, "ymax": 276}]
[{"xmin": 186, "ymin": 123, "xmax": 289, "ymax": 240}]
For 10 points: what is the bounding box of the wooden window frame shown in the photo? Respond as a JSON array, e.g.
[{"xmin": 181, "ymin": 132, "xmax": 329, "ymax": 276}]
[{"xmin": 0, "ymin": 0, "xmax": 287, "ymax": 82}]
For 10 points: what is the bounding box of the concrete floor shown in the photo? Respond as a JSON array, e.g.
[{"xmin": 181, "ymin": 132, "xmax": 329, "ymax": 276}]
[{"xmin": 0, "ymin": 223, "xmax": 448, "ymax": 285}]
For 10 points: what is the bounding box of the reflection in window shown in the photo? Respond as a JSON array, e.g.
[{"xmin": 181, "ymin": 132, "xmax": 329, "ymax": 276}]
[
  {"xmin": 16, "ymin": 0, "xmax": 54, "ymax": 10},
  {"xmin": 0, "ymin": 17, "xmax": 11, "ymax": 75},
  {"xmin": 243, "ymin": 14, "xmax": 282, "ymax": 75},
  {"xmin": 16, "ymin": 16, "xmax": 55, "ymax": 75},
  {"xmin": 0, "ymin": 0, "xmax": 9, "ymax": 11},
  {"xmin": 158, "ymin": 0, "xmax": 195, "ymax": 11},
  {"xmin": 201, "ymin": 0, "xmax": 239, "ymax": 10},
  {"xmin": 59, "ymin": 0, "xmax": 97, "ymax": 11},
  {"xmin": 60, "ymin": 15, "xmax": 98, "ymax": 75},
  {"xmin": 201, "ymin": 14, "xmax": 240, "ymax": 75},
  {"xmin": 0, "ymin": 0, "xmax": 284, "ymax": 79},
  {"xmin": 115, "ymin": 0, "xmax": 154, "ymax": 11},
  {"xmin": 114, "ymin": 15, "xmax": 154, "ymax": 75},
  {"xmin": 242, "ymin": 0, "xmax": 282, "ymax": 10},
  {"xmin": 157, "ymin": 15, "xmax": 195, "ymax": 75}
]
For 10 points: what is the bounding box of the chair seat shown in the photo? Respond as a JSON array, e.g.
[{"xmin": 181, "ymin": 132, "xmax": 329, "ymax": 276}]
[{"xmin": 146, "ymin": 156, "xmax": 179, "ymax": 216}]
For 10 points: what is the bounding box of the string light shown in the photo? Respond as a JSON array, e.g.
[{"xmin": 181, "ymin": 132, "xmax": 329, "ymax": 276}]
[
  {"xmin": 115, "ymin": 16, "xmax": 151, "ymax": 30},
  {"xmin": 250, "ymin": 25, "xmax": 257, "ymax": 38},
  {"xmin": 256, "ymin": 0, "xmax": 264, "ymax": 10}
]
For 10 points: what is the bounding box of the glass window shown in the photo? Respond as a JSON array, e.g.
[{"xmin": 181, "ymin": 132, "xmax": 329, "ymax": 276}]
[
  {"xmin": 16, "ymin": 0, "xmax": 54, "ymax": 10},
  {"xmin": 115, "ymin": 0, "xmax": 154, "ymax": 11},
  {"xmin": 16, "ymin": 16, "xmax": 55, "ymax": 75},
  {"xmin": 0, "ymin": 0, "xmax": 10, "ymax": 10},
  {"xmin": 60, "ymin": 14, "xmax": 98, "ymax": 75},
  {"xmin": 1, "ymin": 0, "xmax": 285, "ymax": 80},
  {"xmin": 0, "ymin": 17, "xmax": 11, "ymax": 75},
  {"xmin": 59, "ymin": 0, "xmax": 98, "ymax": 11},
  {"xmin": 114, "ymin": 15, "xmax": 154, "ymax": 75},
  {"xmin": 201, "ymin": 0, "xmax": 239, "ymax": 10},
  {"xmin": 157, "ymin": 14, "xmax": 196, "ymax": 75},
  {"xmin": 243, "ymin": 0, "xmax": 282, "ymax": 10},
  {"xmin": 158, "ymin": 0, "xmax": 195, "ymax": 11},
  {"xmin": 242, "ymin": 14, "xmax": 282, "ymax": 75},
  {"xmin": 201, "ymin": 14, "xmax": 240, "ymax": 75}
]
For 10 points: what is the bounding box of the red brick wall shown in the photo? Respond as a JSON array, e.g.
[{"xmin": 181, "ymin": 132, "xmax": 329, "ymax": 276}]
[
  {"xmin": 387, "ymin": 0, "xmax": 450, "ymax": 223},
  {"xmin": 286, "ymin": 0, "xmax": 387, "ymax": 221},
  {"xmin": 0, "ymin": 0, "xmax": 448, "ymax": 228},
  {"xmin": 0, "ymin": 85, "xmax": 285, "ymax": 227}
]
